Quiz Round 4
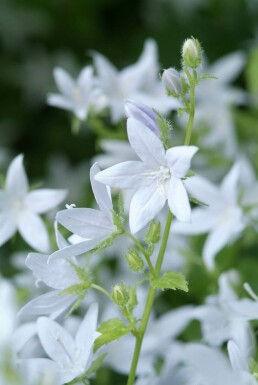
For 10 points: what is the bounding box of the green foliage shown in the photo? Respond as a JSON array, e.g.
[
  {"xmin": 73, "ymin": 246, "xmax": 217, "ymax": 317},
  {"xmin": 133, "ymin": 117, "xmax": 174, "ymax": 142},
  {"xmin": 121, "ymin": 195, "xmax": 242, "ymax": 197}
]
[
  {"xmin": 151, "ymin": 271, "xmax": 189, "ymax": 292},
  {"xmin": 94, "ymin": 318, "xmax": 133, "ymax": 352}
]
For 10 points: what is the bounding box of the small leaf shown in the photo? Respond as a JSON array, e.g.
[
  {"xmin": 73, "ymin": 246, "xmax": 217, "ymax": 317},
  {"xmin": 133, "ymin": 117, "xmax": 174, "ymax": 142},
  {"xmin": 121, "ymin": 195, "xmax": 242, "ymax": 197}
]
[
  {"xmin": 151, "ymin": 271, "xmax": 189, "ymax": 292},
  {"xmin": 178, "ymin": 107, "xmax": 188, "ymax": 117},
  {"xmin": 94, "ymin": 318, "xmax": 132, "ymax": 352}
]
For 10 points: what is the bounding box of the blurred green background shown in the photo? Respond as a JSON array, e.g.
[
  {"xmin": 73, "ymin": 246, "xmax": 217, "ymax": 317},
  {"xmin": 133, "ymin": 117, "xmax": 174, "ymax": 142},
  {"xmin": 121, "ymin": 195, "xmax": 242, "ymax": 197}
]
[{"xmin": 1, "ymin": 0, "xmax": 257, "ymax": 176}]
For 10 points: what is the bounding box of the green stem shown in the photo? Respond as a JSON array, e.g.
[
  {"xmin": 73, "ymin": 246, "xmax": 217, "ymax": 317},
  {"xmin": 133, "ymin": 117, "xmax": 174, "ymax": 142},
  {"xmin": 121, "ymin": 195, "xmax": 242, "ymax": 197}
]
[
  {"xmin": 91, "ymin": 283, "xmax": 112, "ymax": 300},
  {"xmin": 126, "ymin": 66, "xmax": 197, "ymax": 385},
  {"xmin": 126, "ymin": 211, "xmax": 173, "ymax": 385},
  {"xmin": 124, "ymin": 230, "xmax": 156, "ymax": 277},
  {"xmin": 184, "ymin": 68, "xmax": 196, "ymax": 146}
]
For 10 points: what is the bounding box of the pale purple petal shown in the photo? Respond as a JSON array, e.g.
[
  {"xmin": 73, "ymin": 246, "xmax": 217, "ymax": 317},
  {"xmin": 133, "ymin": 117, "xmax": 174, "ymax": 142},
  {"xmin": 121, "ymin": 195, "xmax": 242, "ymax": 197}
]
[
  {"xmin": 167, "ymin": 177, "xmax": 191, "ymax": 222},
  {"xmin": 56, "ymin": 208, "xmax": 114, "ymax": 239},
  {"xmin": 6, "ymin": 154, "xmax": 28, "ymax": 196},
  {"xmin": 53, "ymin": 68, "xmax": 75, "ymax": 96},
  {"xmin": 26, "ymin": 189, "xmax": 67, "ymax": 214},
  {"xmin": 124, "ymin": 99, "xmax": 160, "ymax": 136},
  {"xmin": 166, "ymin": 146, "xmax": 198, "ymax": 178},
  {"xmin": 129, "ymin": 183, "xmax": 166, "ymax": 233},
  {"xmin": 95, "ymin": 161, "xmax": 152, "ymax": 189},
  {"xmin": 17, "ymin": 211, "xmax": 50, "ymax": 252},
  {"xmin": 90, "ymin": 163, "xmax": 112, "ymax": 220},
  {"xmin": 127, "ymin": 118, "xmax": 166, "ymax": 168}
]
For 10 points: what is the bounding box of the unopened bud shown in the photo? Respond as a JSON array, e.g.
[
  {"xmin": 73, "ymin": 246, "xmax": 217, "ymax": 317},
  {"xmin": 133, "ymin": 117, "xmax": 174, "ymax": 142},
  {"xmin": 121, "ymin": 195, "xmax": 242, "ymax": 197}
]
[
  {"xmin": 182, "ymin": 38, "xmax": 202, "ymax": 68},
  {"xmin": 146, "ymin": 220, "xmax": 161, "ymax": 244},
  {"xmin": 112, "ymin": 282, "xmax": 129, "ymax": 307},
  {"xmin": 125, "ymin": 249, "xmax": 144, "ymax": 272},
  {"xmin": 124, "ymin": 99, "xmax": 160, "ymax": 136},
  {"xmin": 162, "ymin": 68, "xmax": 182, "ymax": 97}
]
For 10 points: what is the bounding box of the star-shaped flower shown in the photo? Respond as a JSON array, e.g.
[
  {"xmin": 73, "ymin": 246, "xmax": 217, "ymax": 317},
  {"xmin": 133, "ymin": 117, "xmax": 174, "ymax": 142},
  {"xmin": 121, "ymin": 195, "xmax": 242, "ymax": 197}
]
[
  {"xmin": 0, "ymin": 154, "xmax": 67, "ymax": 252},
  {"xmin": 172, "ymin": 163, "xmax": 245, "ymax": 269},
  {"xmin": 95, "ymin": 118, "xmax": 198, "ymax": 234},
  {"xmin": 92, "ymin": 39, "xmax": 180, "ymax": 123},
  {"xmin": 47, "ymin": 66, "xmax": 100, "ymax": 121},
  {"xmin": 24, "ymin": 303, "xmax": 100, "ymax": 385}
]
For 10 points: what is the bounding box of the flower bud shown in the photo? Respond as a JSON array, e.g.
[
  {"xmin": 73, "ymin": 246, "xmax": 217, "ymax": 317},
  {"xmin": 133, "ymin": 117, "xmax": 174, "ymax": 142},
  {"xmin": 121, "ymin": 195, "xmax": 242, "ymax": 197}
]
[
  {"xmin": 146, "ymin": 220, "xmax": 161, "ymax": 244},
  {"xmin": 162, "ymin": 68, "xmax": 182, "ymax": 97},
  {"xmin": 112, "ymin": 282, "xmax": 129, "ymax": 307},
  {"xmin": 125, "ymin": 249, "xmax": 144, "ymax": 272},
  {"xmin": 124, "ymin": 99, "xmax": 160, "ymax": 136},
  {"xmin": 182, "ymin": 38, "xmax": 202, "ymax": 68}
]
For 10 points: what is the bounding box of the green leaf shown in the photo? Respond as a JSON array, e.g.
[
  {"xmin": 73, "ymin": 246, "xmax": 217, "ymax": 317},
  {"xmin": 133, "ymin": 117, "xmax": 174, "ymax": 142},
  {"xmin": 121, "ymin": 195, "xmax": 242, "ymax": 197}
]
[
  {"xmin": 67, "ymin": 259, "xmax": 90, "ymax": 282},
  {"xmin": 94, "ymin": 318, "xmax": 132, "ymax": 352},
  {"xmin": 151, "ymin": 272, "xmax": 189, "ymax": 292},
  {"xmin": 178, "ymin": 107, "xmax": 188, "ymax": 117}
]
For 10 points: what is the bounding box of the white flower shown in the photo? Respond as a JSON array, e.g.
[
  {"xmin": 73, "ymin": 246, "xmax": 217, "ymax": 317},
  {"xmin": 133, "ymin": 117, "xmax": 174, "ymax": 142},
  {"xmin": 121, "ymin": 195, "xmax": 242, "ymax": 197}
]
[
  {"xmin": 0, "ymin": 154, "xmax": 67, "ymax": 252},
  {"xmin": 92, "ymin": 39, "xmax": 180, "ymax": 123},
  {"xmin": 95, "ymin": 118, "xmax": 198, "ymax": 233},
  {"xmin": 52, "ymin": 162, "xmax": 117, "ymax": 260},
  {"xmin": 47, "ymin": 66, "xmax": 99, "ymax": 121},
  {"xmin": 172, "ymin": 163, "xmax": 245, "ymax": 269},
  {"xmin": 18, "ymin": 252, "xmax": 81, "ymax": 317},
  {"xmin": 24, "ymin": 303, "xmax": 100, "ymax": 385}
]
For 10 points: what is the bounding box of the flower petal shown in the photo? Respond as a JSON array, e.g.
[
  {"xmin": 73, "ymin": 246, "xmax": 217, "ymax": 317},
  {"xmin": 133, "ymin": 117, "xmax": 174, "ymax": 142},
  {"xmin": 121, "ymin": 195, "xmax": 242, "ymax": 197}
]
[
  {"xmin": 17, "ymin": 211, "xmax": 50, "ymax": 252},
  {"xmin": 0, "ymin": 212, "xmax": 16, "ymax": 246},
  {"xmin": 53, "ymin": 67, "xmax": 75, "ymax": 96},
  {"xmin": 95, "ymin": 161, "xmax": 151, "ymax": 189},
  {"xmin": 77, "ymin": 66, "xmax": 94, "ymax": 98},
  {"xmin": 127, "ymin": 118, "xmax": 166, "ymax": 168},
  {"xmin": 47, "ymin": 94, "xmax": 72, "ymax": 110},
  {"xmin": 75, "ymin": 303, "xmax": 99, "ymax": 366},
  {"xmin": 49, "ymin": 238, "xmax": 102, "ymax": 260},
  {"xmin": 203, "ymin": 216, "xmax": 244, "ymax": 270},
  {"xmin": 18, "ymin": 291, "xmax": 76, "ymax": 317},
  {"xmin": 6, "ymin": 154, "xmax": 28, "ymax": 196},
  {"xmin": 37, "ymin": 316, "xmax": 77, "ymax": 366},
  {"xmin": 129, "ymin": 183, "xmax": 166, "ymax": 233},
  {"xmin": 56, "ymin": 208, "xmax": 114, "ymax": 239},
  {"xmin": 172, "ymin": 207, "xmax": 217, "ymax": 235},
  {"xmin": 220, "ymin": 163, "xmax": 240, "ymax": 204},
  {"xmin": 167, "ymin": 177, "xmax": 191, "ymax": 222},
  {"xmin": 26, "ymin": 189, "xmax": 67, "ymax": 214},
  {"xmin": 90, "ymin": 163, "xmax": 112, "ymax": 220},
  {"xmin": 26, "ymin": 253, "xmax": 79, "ymax": 290},
  {"xmin": 183, "ymin": 175, "xmax": 219, "ymax": 207},
  {"xmin": 166, "ymin": 145, "xmax": 198, "ymax": 178}
]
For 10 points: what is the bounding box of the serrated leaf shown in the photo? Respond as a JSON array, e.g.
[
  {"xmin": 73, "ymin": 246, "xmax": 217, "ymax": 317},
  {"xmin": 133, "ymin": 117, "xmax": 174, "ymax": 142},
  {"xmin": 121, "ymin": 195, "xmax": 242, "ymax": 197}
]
[
  {"xmin": 94, "ymin": 318, "xmax": 132, "ymax": 352},
  {"xmin": 85, "ymin": 353, "xmax": 107, "ymax": 377},
  {"xmin": 151, "ymin": 272, "xmax": 188, "ymax": 292}
]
